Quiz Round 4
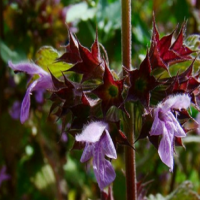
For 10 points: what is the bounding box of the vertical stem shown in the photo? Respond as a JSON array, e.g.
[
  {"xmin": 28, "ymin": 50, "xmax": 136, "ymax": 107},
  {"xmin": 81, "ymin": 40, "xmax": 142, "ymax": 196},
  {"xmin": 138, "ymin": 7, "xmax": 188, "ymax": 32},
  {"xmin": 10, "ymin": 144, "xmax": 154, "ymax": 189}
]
[
  {"xmin": 121, "ymin": 0, "xmax": 137, "ymax": 200},
  {"xmin": 122, "ymin": 0, "xmax": 131, "ymax": 71}
]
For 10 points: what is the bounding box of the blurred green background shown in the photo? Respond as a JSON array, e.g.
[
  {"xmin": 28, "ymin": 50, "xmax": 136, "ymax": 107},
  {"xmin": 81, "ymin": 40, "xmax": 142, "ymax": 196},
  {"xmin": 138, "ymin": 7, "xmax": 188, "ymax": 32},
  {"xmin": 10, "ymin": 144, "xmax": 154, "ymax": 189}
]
[{"xmin": 0, "ymin": 0, "xmax": 200, "ymax": 199}]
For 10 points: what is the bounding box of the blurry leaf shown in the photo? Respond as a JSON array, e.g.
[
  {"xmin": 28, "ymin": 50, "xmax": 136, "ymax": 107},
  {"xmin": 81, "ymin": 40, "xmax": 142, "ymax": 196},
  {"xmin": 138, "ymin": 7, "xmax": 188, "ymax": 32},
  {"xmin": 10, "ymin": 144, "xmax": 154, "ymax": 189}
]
[
  {"xmin": 182, "ymin": 136, "xmax": 200, "ymax": 143},
  {"xmin": 66, "ymin": 2, "xmax": 96, "ymax": 23},
  {"xmin": 35, "ymin": 46, "xmax": 71, "ymax": 77},
  {"xmin": 148, "ymin": 194, "xmax": 166, "ymax": 200},
  {"xmin": 63, "ymin": 155, "xmax": 85, "ymax": 187},
  {"xmin": 172, "ymin": 0, "xmax": 190, "ymax": 22},
  {"xmin": 148, "ymin": 181, "xmax": 200, "ymax": 200},
  {"xmin": 31, "ymin": 164, "xmax": 55, "ymax": 190},
  {"xmin": 113, "ymin": 171, "xmax": 126, "ymax": 200},
  {"xmin": 186, "ymin": 35, "xmax": 200, "ymax": 51},
  {"xmin": 97, "ymin": 1, "xmax": 121, "ymax": 33},
  {"xmin": 0, "ymin": 40, "xmax": 26, "ymax": 63},
  {"xmin": 166, "ymin": 181, "xmax": 200, "ymax": 200},
  {"xmin": 168, "ymin": 59, "xmax": 200, "ymax": 78}
]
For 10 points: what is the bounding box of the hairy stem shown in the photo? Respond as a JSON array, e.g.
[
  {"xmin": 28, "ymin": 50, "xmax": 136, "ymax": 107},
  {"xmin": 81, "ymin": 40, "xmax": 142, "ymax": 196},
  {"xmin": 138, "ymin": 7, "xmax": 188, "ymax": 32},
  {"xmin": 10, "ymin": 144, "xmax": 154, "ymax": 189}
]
[{"xmin": 121, "ymin": 0, "xmax": 137, "ymax": 200}]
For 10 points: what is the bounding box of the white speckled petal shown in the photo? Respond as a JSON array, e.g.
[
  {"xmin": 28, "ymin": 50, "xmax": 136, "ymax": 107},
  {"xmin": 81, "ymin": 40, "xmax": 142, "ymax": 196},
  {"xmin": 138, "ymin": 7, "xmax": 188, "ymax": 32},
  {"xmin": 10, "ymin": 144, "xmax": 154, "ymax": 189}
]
[
  {"xmin": 162, "ymin": 94, "xmax": 191, "ymax": 112},
  {"xmin": 76, "ymin": 121, "xmax": 108, "ymax": 143}
]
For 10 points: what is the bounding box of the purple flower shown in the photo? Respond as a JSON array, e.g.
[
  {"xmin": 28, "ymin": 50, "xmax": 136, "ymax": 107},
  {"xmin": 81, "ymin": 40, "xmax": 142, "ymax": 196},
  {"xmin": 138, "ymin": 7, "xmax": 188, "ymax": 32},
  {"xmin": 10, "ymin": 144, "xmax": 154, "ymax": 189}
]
[
  {"xmin": 8, "ymin": 61, "xmax": 53, "ymax": 123},
  {"xmin": 0, "ymin": 166, "xmax": 10, "ymax": 187},
  {"xmin": 34, "ymin": 89, "xmax": 45, "ymax": 103},
  {"xmin": 61, "ymin": 132, "xmax": 68, "ymax": 142},
  {"xmin": 76, "ymin": 121, "xmax": 117, "ymax": 190},
  {"xmin": 9, "ymin": 101, "xmax": 21, "ymax": 120},
  {"xmin": 150, "ymin": 94, "xmax": 191, "ymax": 171}
]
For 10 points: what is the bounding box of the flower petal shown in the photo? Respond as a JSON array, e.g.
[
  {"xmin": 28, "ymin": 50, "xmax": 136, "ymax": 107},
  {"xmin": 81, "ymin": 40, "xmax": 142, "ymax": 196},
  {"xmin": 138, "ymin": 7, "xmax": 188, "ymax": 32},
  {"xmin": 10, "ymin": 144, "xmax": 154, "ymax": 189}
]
[
  {"xmin": 20, "ymin": 81, "xmax": 38, "ymax": 123},
  {"xmin": 76, "ymin": 121, "xmax": 108, "ymax": 143},
  {"xmin": 8, "ymin": 61, "xmax": 48, "ymax": 77},
  {"xmin": 93, "ymin": 142, "xmax": 116, "ymax": 190},
  {"xmin": 80, "ymin": 143, "xmax": 93, "ymax": 163},
  {"xmin": 0, "ymin": 166, "xmax": 10, "ymax": 187},
  {"xmin": 33, "ymin": 75, "xmax": 52, "ymax": 91},
  {"xmin": 161, "ymin": 94, "xmax": 190, "ymax": 112},
  {"xmin": 35, "ymin": 90, "xmax": 44, "ymax": 103},
  {"xmin": 150, "ymin": 110, "xmax": 164, "ymax": 136},
  {"xmin": 101, "ymin": 130, "xmax": 117, "ymax": 159},
  {"xmin": 167, "ymin": 112, "xmax": 186, "ymax": 137},
  {"xmin": 158, "ymin": 126, "xmax": 174, "ymax": 171},
  {"xmin": 9, "ymin": 101, "xmax": 21, "ymax": 120}
]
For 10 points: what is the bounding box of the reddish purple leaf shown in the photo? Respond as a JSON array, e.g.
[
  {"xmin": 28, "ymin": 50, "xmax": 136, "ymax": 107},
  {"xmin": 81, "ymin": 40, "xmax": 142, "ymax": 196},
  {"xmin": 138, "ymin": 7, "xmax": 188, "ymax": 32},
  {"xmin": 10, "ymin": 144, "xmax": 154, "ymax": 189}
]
[
  {"xmin": 126, "ymin": 52, "xmax": 160, "ymax": 107},
  {"xmin": 150, "ymin": 17, "xmax": 194, "ymax": 71},
  {"xmin": 57, "ymin": 31, "xmax": 81, "ymax": 64},
  {"xmin": 92, "ymin": 60, "xmax": 125, "ymax": 116},
  {"xmin": 67, "ymin": 33, "xmax": 104, "ymax": 82}
]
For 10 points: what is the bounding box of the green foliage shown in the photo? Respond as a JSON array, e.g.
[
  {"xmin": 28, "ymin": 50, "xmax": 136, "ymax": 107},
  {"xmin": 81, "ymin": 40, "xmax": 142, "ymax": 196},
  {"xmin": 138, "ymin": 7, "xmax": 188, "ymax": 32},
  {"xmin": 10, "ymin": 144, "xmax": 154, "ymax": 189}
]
[
  {"xmin": 1, "ymin": 0, "xmax": 200, "ymax": 199},
  {"xmin": 0, "ymin": 40, "xmax": 26, "ymax": 63},
  {"xmin": 148, "ymin": 181, "xmax": 200, "ymax": 200},
  {"xmin": 66, "ymin": 2, "xmax": 96, "ymax": 23},
  {"xmin": 35, "ymin": 46, "xmax": 71, "ymax": 77}
]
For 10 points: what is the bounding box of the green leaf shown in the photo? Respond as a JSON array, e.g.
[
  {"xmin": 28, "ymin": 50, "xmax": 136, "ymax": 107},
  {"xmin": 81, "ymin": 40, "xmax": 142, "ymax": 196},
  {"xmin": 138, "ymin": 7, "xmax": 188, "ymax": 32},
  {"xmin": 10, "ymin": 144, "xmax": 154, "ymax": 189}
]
[
  {"xmin": 97, "ymin": 1, "xmax": 121, "ymax": 32},
  {"xmin": 182, "ymin": 136, "xmax": 200, "ymax": 144},
  {"xmin": 35, "ymin": 46, "xmax": 71, "ymax": 77},
  {"xmin": 0, "ymin": 40, "xmax": 26, "ymax": 63},
  {"xmin": 167, "ymin": 181, "xmax": 200, "ymax": 200},
  {"xmin": 186, "ymin": 35, "xmax": 200, "ymax": 51},
  {"xmin": 66, "ymin": 2, "xmax": 96, "ymax": 23},
  {"xmin": 147, "ymin": 181, "xmax": 200, "ymax": 200},
  {"xmin": 31, "ymin": 164, "xmax": 55, "ymax": 190}
]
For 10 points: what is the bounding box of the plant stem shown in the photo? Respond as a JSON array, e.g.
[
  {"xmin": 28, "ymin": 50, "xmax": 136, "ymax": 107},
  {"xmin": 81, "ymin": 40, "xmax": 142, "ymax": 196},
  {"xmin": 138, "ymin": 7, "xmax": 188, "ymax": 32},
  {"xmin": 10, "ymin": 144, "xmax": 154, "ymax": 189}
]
[
  {"xmin": 121, "ymin": 0, "xmax": 137, "ymax": 200},
  {"xmin": 122, "ymin": 0, "xmax": 131, "ymax": 71}
]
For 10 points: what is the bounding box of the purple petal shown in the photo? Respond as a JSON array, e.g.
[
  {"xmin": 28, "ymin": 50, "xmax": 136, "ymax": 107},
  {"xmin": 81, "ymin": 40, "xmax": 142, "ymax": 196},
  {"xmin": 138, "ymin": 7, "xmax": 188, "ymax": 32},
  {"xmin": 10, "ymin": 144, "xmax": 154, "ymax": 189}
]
[
  {"xmin": 61, "ymin": 132, "xmax": 68, "ymax": 143},
  {"xmin": 80, "ymin": 143, "xmax": 93, "ymax": 163},
  {"xmin": 161, "ymin": 94, "xmax": 190, "ymax": 112},
  {"xmin": 0, "ymin": 166, "xmax": 10, "ymax": 187},
  {"xmin": 35, "ymin": 90, "xmax": 44, "ymax": 103},
  {"xmin": 76, "ymin": 121, "xmax": 108, "ymax": 143},
  {"xmin": 150, "ymin": 110, "xmax": 164, "ymax": 136},
  {"xmin": 9, "ymin": 101, "xmax": 21, "ymax": 120},
  {"xmin": 93, "ymin": 143, "xmax": 116, "ymax": 190},
  {"xmin": 20, "ymin": 81, "xmax": 38, "ymax": 123},
  {"xmin": 101, "ymin": 130, "xmax": 117, "ymax": 159},
  {"xmin": 8, "ymin": 61, "xmax": 48, "ymax": 77},
  {"xmin": 20, "ymin": 75, "xmax": 52, "ymax": 123},
  {"xmin": 158, "ymin": 127, "xmax": 174, "ymax": 171},
  {"xmin": 8, "ymin": 61, "xmax": 53, "ymax": 123},
  {"xmin": 33, "ymin": 75, "xmax": 52, "ymax": 91},
  {"xmin": 167, "ymin": 112, "xmax": 186, "ymax": 137}
]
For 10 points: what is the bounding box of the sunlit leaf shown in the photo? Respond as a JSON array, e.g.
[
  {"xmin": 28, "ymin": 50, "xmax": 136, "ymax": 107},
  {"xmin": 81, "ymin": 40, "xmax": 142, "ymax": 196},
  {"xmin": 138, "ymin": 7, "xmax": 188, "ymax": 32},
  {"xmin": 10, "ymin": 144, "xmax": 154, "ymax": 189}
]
[
  {"xmin": 35, "ymin": 46, "xmax": 71, "ymax": 77},
  {"xmin": 186, "ymin": 34, "xmax": 200, "ymax": 51},
  {"xmin": 66, "ymin": 2, "xmax": 96, "ymax": 23},
  {"xmin": 182, "ymin": 136, "xmax": 200, "ymax": 143},
  {"xmin": 31, "ymin": 164, "xmax": 55, "ymax": 190}
]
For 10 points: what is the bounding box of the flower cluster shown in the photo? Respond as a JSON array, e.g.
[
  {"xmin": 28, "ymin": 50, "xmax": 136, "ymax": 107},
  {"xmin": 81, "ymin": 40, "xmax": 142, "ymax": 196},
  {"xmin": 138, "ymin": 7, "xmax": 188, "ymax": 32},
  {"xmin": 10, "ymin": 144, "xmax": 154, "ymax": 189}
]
[{"xmin": 8, "ymin": 18, "xmax": 200, "ymax": 193}]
